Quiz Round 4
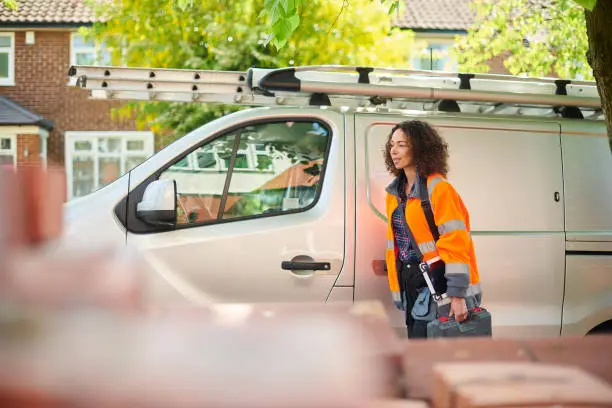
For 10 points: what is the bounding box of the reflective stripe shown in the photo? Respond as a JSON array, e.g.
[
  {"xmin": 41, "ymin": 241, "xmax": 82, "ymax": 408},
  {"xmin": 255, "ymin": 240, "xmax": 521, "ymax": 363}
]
[
  {"xmin": 445, "ymin": 262, "xmax": 470, "ymax": 276},
  {"xmin": 427, "ymin": 176, "xmax": 445, "ymax": 200},
  {"xmin": 391, "ymin": 291, "xmax": 401, "ymax": 303},
  {"xmin": 387, "ymin": 240, "xmax": 394, "ymax": 250},
  {"xmin": 466, "ymin": 283, "xmax": 482, "ymax": 296},
  {"xmin": 438, "ymin": 219, "xmax": 466, "ymax": 235},
  {"xmin": 418, "ymin": 240, "xmax": 436, "ymax": 254}
]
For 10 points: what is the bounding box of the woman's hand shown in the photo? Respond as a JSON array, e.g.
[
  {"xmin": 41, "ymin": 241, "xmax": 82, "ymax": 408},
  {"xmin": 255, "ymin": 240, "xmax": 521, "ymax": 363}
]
[{"xmin": 449, "ymin": 296, "xmax": 468, "ymax": 322}]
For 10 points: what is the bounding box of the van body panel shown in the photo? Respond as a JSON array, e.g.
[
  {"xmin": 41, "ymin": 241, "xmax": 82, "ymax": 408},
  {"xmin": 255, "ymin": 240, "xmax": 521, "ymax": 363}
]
[
  {"xmin": 327, "ymin": 286, "xmax": 354, "ymax": 303},
  {"xmin": 354, "ymin": 112, "xmax": 566, "ymax": 336},
  {"xmin": 560, "ymin": 121, "xmax": 612, "ymax": 241},
  {"xmin": 125, "ymin": 108, "xmax": 347, "ymax": 304},
  {"xmin": 471, "ymin": 233, "xmax": 565, "ymax": 338},
  {"xmin": 558, "ymin": 120, "xmax": 612, "ymax": 334},
  {"xmin": 562, "ymin": 254, "xmax": 612, "ymax": 336}
]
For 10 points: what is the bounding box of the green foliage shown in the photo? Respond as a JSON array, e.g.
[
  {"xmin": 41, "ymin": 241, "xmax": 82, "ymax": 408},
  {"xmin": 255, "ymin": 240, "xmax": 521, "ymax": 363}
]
[
  {"xmin": 260, "ymin": 0, "xmax": 402, "ymax": 50},
  {"xmin": 572, "ymin": 0, "xmax": 597, "ymax": 10},
  {"xmin": 1, "ymin": 0, "xmax": 17, "ymax": 10},
  {"xmin": 176, "ymin": 0, "xmax": 194, "ymax": 9},
  {"xmin": 85, "ymin": 0, "xmax": 413, "ymax": 149},
  {"xmin": 455, "ymin": 0, "xmax": 593, "ymax": 80},
  {"xmin": 259, "ymin": 0, "xmax": 303, "ymax": 49}
]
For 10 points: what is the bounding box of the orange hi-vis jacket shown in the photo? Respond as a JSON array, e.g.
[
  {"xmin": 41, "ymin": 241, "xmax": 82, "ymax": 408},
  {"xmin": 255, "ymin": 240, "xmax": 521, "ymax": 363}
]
[{"xmin": 385, "ymin": 173, "xmax": 481, "ymax": 303}]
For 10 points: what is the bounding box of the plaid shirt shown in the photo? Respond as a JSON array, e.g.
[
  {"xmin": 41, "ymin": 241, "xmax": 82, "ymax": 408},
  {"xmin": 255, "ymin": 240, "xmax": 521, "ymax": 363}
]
[{"xmin": 391, "ymin": 182, "xmax": 420, "ymax": 264}]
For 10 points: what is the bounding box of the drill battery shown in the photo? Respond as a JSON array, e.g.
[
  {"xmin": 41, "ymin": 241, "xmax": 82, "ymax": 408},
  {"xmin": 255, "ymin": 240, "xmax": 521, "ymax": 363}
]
[{"xmin": 426, "ymin": 306, "xmax": 492, "ymax": 338}]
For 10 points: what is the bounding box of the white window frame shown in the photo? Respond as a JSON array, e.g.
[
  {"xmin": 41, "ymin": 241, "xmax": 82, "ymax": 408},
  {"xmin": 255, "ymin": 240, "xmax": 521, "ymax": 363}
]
[
  {"xmin": 65, "ymin": 131, "xmax": 154, "ymax": 200},
  {"xmin": 410, "ymin": 34, "xmax": 459, "ymax": 72},
  {"xmin": 0, "ymin": 32, "xmax": 15, "ymax": 86},
  {"xmin": 0, "ymin": 134, "xmax": 16, "ymax": 168},
  {"xmin": 169, "ymin": 142, "xmax": 274, "ymax": 173},
  {"xmin": 70, "ymin": 32, "xmax": 111, "ymax": 67}
]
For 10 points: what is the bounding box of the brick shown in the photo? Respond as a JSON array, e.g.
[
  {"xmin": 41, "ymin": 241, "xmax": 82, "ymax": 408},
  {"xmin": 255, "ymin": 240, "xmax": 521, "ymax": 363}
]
[
  {"xmin": 401, "ymin": 338, "xmax": 532, "ymax": 400},
  {"xmin": 523, "ymin": 335, "xmax": 612, "ymax": 387},
  {"xmin": 0, "ymin": 303, "xmax": 391, "ymax": 408},
  {"xmin": 2, "ymin": 167, "xmax": 148, "ymax": 313},
  {"xmin": 15, "ymin": 134, "xmax": 42, "ymax": 166},
  {"xmin": 431, "ymin": 362, "xmax": 612, "ymax": 408},
  {"xmin": 12, "ymin": 165, "xmax": 65, "ymax": 246},
  {"xmin": 1, "ymin": 247, "xmax": 145, "ymax": 312},
  {"xmin": 368, "ymin": 400, "xmax": 430, "ymax": 408},
  {"xmin": 0, "ymin": 164, "xmax": 142, "ymax": 310}
]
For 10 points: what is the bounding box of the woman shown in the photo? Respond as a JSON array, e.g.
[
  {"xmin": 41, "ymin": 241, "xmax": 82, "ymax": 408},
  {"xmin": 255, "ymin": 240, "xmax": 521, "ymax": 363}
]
[{"xmin": 383, "ymin": 120, "xmax": 482, "ymax": 338}]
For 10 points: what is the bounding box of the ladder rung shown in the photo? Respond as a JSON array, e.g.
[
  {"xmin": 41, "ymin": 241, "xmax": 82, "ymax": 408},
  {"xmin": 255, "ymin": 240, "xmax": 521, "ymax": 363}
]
[
  {"xmin": 69, "ymin": 65, "xmax": 247, "ymax": 84},
  {"xmin": 88, "ymin": 89, "xmax": 313, "ymax": 106},
  {"xmin": 82, "ymin": 78, "xmax": 243, "ymax": 95}
]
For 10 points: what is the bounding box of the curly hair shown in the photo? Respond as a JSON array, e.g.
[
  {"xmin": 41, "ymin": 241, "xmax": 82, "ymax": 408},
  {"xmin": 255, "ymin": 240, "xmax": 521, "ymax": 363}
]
[{"xmin": 383, "ymin": 120, "xmax": 449, "ymax": 178}]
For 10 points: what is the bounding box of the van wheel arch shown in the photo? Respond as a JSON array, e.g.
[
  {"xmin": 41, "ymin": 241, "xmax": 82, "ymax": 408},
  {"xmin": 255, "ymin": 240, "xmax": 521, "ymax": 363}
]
[{"xmin": 587, "ymin": 320, "xmax": 612, "ymax": 335}]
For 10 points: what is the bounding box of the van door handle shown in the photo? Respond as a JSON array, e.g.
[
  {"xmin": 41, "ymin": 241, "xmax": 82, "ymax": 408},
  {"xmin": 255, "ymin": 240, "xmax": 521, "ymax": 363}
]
[{"xmin": 281, "ymin": 261, "xmax": 331, "ymax": 271}]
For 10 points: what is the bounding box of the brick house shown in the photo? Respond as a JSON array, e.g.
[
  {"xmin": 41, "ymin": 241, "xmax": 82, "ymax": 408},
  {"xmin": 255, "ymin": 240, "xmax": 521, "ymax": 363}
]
[{"xmin": 0, "ymin": 0, "xmax": 154, "ymax": 200}]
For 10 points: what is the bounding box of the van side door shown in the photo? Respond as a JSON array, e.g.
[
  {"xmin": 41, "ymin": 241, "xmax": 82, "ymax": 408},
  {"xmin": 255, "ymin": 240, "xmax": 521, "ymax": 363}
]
[
  {"xmin": 122, "ymin": 110, "xmax": 346, "ymax": 305},
  {"xmin": 355, "ymin": 114, "xmax": 565, "ymax": 338}
]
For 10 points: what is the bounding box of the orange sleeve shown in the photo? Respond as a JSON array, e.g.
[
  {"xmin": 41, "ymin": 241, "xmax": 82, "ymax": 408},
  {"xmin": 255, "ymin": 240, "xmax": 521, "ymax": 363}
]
[{"xmin": 430, "ymin": 181, "xmax": 472, "ymax": 298}]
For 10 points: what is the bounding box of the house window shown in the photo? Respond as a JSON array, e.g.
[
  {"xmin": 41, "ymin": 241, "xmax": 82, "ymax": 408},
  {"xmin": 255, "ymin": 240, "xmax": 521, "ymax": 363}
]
[
  {"xmin": 0, "ymin": 135, "xmax": 16, "ymax": 166},
  {"xmin": 166, "ymin": 139, "xmax": 274, "ymax": 173},
  {"xmin": 0, "ymin": 33, "xmax": 15, "ymax": 86},
  {"xmin": 70, "ymin": 33, "xmax": 111, "ymax": 66},
  {"xmin": 65, "ymin": 131, "xmax": 154, "ymax": 200},
  {"xmin": 411, "ymin": 40, "xmax": 458, "ymax": 72}
]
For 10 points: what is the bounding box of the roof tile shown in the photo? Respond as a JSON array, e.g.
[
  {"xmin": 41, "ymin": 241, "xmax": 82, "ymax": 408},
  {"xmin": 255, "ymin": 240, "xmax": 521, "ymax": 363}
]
[
  {"xmin": 395, "ymin": 0, "xmax": 476, "ymax": 31},
  {"xmin": 0, "ymin": 96, "xmax": 54, "ymax": 130},
  {"xmin": 0, "ymin": 0, "xmax": 98, "ymax": 24}
]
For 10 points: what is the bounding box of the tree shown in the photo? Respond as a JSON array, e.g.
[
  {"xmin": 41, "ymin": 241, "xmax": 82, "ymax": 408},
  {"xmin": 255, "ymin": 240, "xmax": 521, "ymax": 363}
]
[
  {"xmin": 456, "ymin": 0, "xmax": 611, "ymax": 150},
  {"xmin": 455, "ymin": 0, "xmax": 592, "ymax": 80},
  {"xmin": 584, "ymin": 0, "xmax": 612, "ymax": 150},
  {"xmin": 84, "ymin": 0, "xmax": 413, "ymax": 148},
  {"xmin": 0, "ymin": 0, "xmax": 17, "ymax": 10},
  {"xmin": 260, "ymin": 0, "xmax": 612, "ymax": 151}
]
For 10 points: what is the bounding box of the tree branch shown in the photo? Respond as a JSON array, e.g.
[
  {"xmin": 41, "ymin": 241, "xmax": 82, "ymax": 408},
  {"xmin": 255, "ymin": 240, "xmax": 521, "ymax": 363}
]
[{"xmin": 328, "ymin": 0, "xmax": 350, "ymax": 34}]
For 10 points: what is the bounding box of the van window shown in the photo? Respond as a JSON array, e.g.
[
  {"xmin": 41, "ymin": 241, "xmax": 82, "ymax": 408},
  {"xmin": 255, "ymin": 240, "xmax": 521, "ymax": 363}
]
[
  {"xmin": 160, "ymin": 133, "xmax": 237, "ymax": 224},
  {"xmin": 158, "ymin": 120, "xmax": 331, "ymax": 225}
]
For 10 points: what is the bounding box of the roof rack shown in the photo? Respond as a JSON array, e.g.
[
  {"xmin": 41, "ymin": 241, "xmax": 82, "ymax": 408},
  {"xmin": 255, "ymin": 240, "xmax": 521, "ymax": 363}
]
[{"xmin": 67, "ymin": 64, "xmax": 603, "ymax": 120}]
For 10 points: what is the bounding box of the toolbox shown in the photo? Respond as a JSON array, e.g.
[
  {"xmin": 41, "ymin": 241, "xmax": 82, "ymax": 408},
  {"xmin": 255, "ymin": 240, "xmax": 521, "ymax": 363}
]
[
  {"xmin": 419, "ymin": 261, "xmax": 492, "ymax": 339},
  {"xmin": 427, "ymin": 306, "xmax": 492, "ymax": 338}
]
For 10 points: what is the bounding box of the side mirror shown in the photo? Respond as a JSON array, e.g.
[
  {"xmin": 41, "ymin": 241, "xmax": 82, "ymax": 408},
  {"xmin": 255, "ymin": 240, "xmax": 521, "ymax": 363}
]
[{"xmin": 136, "ymin": 179, "xmax": 177, "ymax": 227}]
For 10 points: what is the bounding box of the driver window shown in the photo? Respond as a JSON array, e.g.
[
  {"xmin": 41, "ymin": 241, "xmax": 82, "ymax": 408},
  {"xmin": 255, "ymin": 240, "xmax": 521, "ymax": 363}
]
[
  {"xmin": 159, "ymin": 120, "xmax": 330, "ymax": 225},
  {"xmin": 159, "ymin": 133, "xmax": 237, "ymax": 224}
]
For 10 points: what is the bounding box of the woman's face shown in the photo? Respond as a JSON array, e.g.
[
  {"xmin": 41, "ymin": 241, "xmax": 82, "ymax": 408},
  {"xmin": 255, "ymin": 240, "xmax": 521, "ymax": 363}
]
[{"xmin": 389, "ymin": 128, "xmax": 413, "ymax": 170}]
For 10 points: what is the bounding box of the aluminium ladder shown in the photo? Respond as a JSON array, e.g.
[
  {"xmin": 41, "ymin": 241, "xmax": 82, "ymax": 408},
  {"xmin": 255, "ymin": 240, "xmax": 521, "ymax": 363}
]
[{"xmin": 67, "ymin": 64, "xmax": 603, "ymax": 120}]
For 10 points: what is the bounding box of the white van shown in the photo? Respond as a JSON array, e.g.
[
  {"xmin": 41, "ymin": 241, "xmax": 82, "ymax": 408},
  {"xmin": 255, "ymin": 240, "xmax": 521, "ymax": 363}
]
[{"xmin": 61, "ymin": 65, "xmax": 612, "ymax": 337}]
